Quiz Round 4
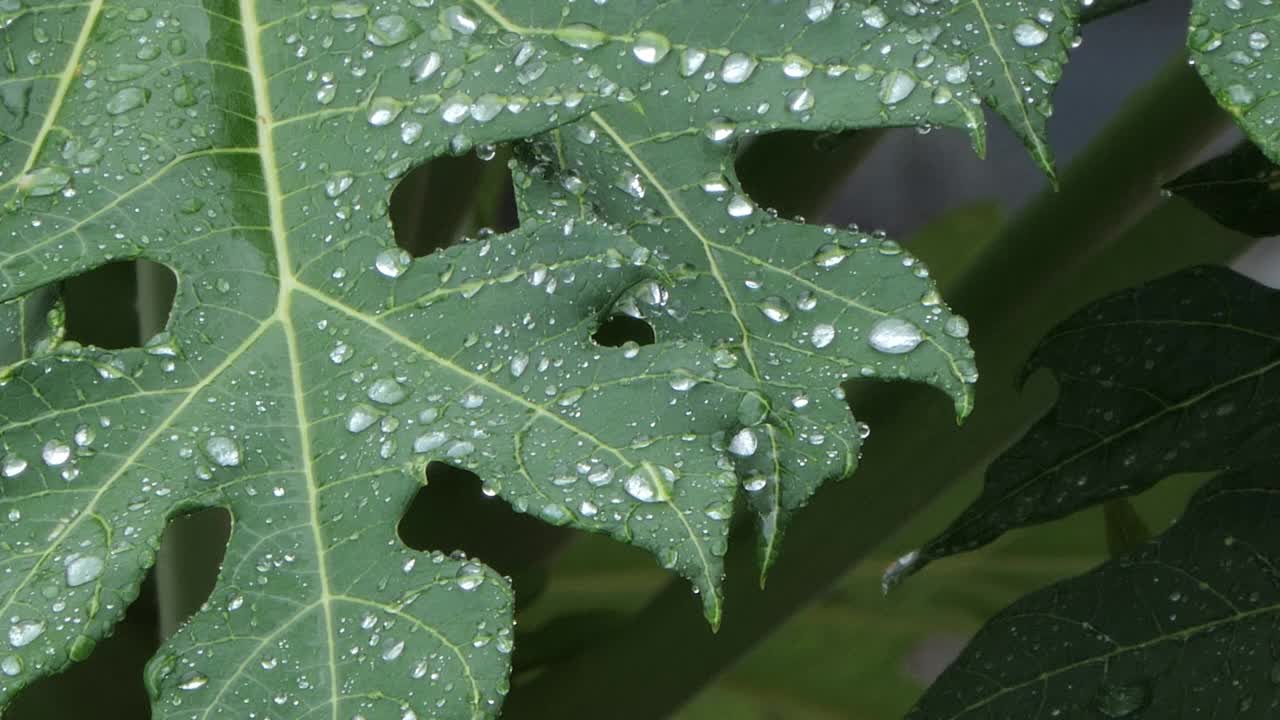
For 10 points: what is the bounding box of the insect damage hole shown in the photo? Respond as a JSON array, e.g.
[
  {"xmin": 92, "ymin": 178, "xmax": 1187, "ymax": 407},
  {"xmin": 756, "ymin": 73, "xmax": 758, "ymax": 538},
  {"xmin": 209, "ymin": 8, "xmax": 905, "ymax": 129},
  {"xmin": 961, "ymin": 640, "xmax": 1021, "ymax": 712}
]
[
  {"xmin": 592, "ymin": 315, "xmax": 656, "ymax": 348},
  {"xmin": 399, "ymin": 462, "xmax": 573, "ymax": 589},
  {"xmin": 390, "ymin": 143, "xmax": 518, "ymax": 258},
  {"xmin": 154, "ymin": 507, "xmax": 232, "ymax": 638},
  {"xmin": 735, "ymin": 130, "xmax": 880, "ymax": 222},
  {"xmin": 62, "ymin": 259, "xmax": 176, "ymax": 349}
]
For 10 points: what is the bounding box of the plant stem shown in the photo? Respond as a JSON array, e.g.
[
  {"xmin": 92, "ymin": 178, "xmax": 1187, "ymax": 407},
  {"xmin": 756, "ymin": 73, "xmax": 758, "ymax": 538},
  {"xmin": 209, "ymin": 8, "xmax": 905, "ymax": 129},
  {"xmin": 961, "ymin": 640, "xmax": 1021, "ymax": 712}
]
[{"xmin": 501, "ymin": 55, "xmax": 1238, "ymax": 720}]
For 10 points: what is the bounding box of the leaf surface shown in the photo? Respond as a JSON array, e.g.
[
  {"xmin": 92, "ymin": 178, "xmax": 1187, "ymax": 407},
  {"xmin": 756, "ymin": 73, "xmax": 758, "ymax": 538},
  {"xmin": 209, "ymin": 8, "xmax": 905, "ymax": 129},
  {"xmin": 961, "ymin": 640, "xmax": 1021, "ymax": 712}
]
[
  {"xmin": 510, "ymin": 1, "xmax": 995, "ymax": 570},
  {"xmin": 1167, "ymin": 140, "xmax": 1280, "ymax": 237},
  {"xmin": 891, "ymin": 266, "xmax": 1280, "ymax": 583},
  {"xmin": 909, "ymin": 469, "xmax": 1280, "ymax": 719},
  {"xmin": 0, "ymin": 2, "xmax": 755, "ymax": 716},
  {"xmin": 1190, "ymin": 3, "xmax": 1280, "ymax": 160}
]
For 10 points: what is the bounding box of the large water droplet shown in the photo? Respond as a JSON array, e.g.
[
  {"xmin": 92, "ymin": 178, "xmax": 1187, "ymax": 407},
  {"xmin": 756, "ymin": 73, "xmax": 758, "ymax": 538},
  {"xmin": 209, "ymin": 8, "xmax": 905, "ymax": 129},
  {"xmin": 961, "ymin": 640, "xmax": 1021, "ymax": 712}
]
[
  {"xmin": 810, "ymin": 323, "xmax": 836, "ymax": 348},
  {"xmin": 367, "ymin": 378, "xmax": 409, "ymax": 405},
  {"xmin": 368, "ymin": 14, "xmax": 419, "ymax": 46},
  {"xmin": 375, "ymin": 248, "xmax": 412, "ymax": 278},
  {"xmin": 105, "ymin": 86, "xmax": 147, "ymax": 115},
  {"xmin": 65, "ymin": 555, "xmax": 104, "ymax": 587},
  {"xmin": 8, "ymin": 620, "xmax": 44, "ymax": 648},
  {"xmin": 720, "ymin": 53, "xmax": 758, "ymax": 84},
  {"xmin": 455, "ymin": 562, "xmax": 485, "ymax": 590},
  {"xmin": 1013, "ymin": 19, "xmax": 1049, "ymax": 47},
  {"xmin": 729, "ymin": 428, "xmax": 758, "ymax": 457},
  {"xmin": 2, "ymin": 454, "xmax": 28, "ymax": 478},
  {"xmin": 18, "ymin": 166, "xmax": 70, "ymax": 197},
  {"xmin": 868, "ymin": 317, "xmax": 923, "ymax": 354},
  {"xmin": 204, "ymin": 435, "xmax": 242, "ymax": 467},
  {"xmin": 41, "ymin": 440, "xmax": 70, "ymax": 467},
  {"xmin": 1094, "ymin": 681, "xmax": 1151, "ymax": 717},
  {"xmin": 631, "ymin": 31, "xmax": 671, "ymax": 64},
  {"xmin": 879, "ymin": 71, "xmax": 916, "ymax": 105}
]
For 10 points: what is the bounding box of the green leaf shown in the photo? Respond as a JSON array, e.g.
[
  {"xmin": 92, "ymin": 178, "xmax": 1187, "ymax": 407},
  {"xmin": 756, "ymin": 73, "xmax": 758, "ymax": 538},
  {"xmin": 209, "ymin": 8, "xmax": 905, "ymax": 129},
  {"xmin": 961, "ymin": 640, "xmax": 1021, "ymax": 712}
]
[
  {"xmin": 510, "ymin": 0, "xmax": 1020, "ymax": 568},
  {"xmin": 1189, "ymin": 4, "xmax": 1280, "ymax": 159},
  {"xmin": 890, "ymin": 266, "xmax": 1280, "ymax": 584},
  {"xmin": 1166, "ymin": 140, "xmax": 1280, "ymax": 237},
  {"xmin": 0, "ymin": 2, "xmax": 765, "ymax": 715},
  {"xmin": 908, "ymin": 469, "xmax": 1280, "ymax": 719},
  {"xmin": 0, "ymin": 286, "xmax": 58, "ymax": 365}
]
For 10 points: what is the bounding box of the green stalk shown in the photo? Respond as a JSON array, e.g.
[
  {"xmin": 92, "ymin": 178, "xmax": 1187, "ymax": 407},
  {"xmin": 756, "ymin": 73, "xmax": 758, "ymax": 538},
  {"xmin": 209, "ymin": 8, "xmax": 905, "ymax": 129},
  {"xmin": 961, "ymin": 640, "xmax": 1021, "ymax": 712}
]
[{"xmin": 502, "ymin": 55, "xmax": 1239, "ymax": 720}]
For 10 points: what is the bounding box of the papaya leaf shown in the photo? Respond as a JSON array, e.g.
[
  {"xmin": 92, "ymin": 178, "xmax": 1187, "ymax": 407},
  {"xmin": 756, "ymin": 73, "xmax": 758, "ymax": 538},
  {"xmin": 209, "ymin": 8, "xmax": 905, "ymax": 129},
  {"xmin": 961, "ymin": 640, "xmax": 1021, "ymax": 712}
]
[
  {"xmin": 1189, "ymin": 3, "xmax": 1280, "ymax": 161},
  {"xmin": 909, "ymin": 469, "xmax": 1280, "ymax": 719},
  {"xmin": 0, "ymin": 0, "xmax": 1111, "ymax": 714},
  {"xmin": 1167, "ymin": 140, "xmax": 1280, "ymax": 237},
  {"xmin": 888, "ymin": 266, "xmax": 1280, "ymax": 585},
  {"xmin": 0, "ymin": 2, "xmax": 763, "ymax": 716}
]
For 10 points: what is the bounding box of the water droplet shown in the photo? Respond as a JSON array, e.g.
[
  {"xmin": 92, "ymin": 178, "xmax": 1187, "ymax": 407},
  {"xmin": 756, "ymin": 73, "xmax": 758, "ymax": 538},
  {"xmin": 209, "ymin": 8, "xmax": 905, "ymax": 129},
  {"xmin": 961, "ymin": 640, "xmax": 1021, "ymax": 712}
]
[
  {"xmin": 720, "ymin": 52, "xmax": 758, "ymax": 84},
  {"xmin": 178, "ymin": 672, "xmax": 208, "ymax": 691},
  {"xmin": 729, "ymin": 428, "xmax": 758, "ymax": 457},
  {"xmin": 8, "ymin": 620, "xmax": 44, "ymax": 648},
  {"xmin": 705, "ymin": 117, "xmax": 736, "ymax": 143},
  {"xmin": 331, "ymin": 2, "xmax": 369, "ymax": 19},
  {"xmin": 375, "ymin": 248, "xmax": 412, "ymax": 278},
  {"xmin": 742, "ymin": 472, "xmax": 768, "ymax": 492},
  {"xmin": 368, "ymin": 14, "xmax": 419, "ymax": 46},
  {"xmin": 727, "ymin": 194, "xmax": 754, "ymax": 218},
  {"xmin": 868, "ymin": 317, "xmax": 923, "ymax": 354},
  {"xmin": 330, "ymin": 342, "xmax": 353, "ymax": 364},
  {"xmin": 204, "ymin": 436, "xmax": 242, "ymax": 467},
  {"xmin": 41, "ymin": 440, "xmax": 70, "ymax": 467},
  {"xmin": 367, "ymin": 378, "xmax": 409, "ymax": 405},
  {"xmin": 624, "ymin": 469, "xmax": 666, "ymax": 503},
  {"xmin": 1094, "ymin": 681, "xmax": 1151, "ymax": 718},
  {"xmin": 806, "ymin": 0, "xmax": 835, "ymax": 22},
  {"xmin": 879, "ymin": 71, "xmax": 916, "ymax": 105},
  {"xmin": 323, "ymin": 173, "xmax": 354, "ymax": 199},
  {"xmin": 413, "ymin": 431, "xmax": 448, "ymax": 454},
  {"xmin": 346, "ymin": 404, "xmax": 381, "ymax": 433},
  {"xmin": 105, "ymin": 86, "xmax": 148, "ymax": 115},
  {"xmin": 758, "ymin": 296, "xmax": 791, "ymax": 323},
  {"xmin": 2, "ymin": 454, "xmax": 28, "ymax": 478},
  {"xmin": 679, "ymin": 48, "xmax": 708, "ymax": 77},
  {"xmin": 782, "ymin": 53, "xmax": 814, "ymax": 78},
  {"xmin": 631, "ymin": 31, "xmax": 671, "ymax": 64},
  {"xmin": 943, "ymin": 315, "xmax": 970, "ymax": 338},
  {"xmin": 455, "ymin": 562, "xmax": 485, "ymax": 590},
  {"xmin": 65, "ymin": 555, "xmax": 104, "ymax": 587},
  {"xmin": 367, "ymin": 96, "xmax": 403, "ymax": 126},
  {"xmin": 1, "ymin": 656, "xmax": 21, "ymax": 677},
  {"xmin": 786, "ymin": 88, "xmax": 815, "ymax": 113},
  {"xmin": 441, "ymin": 6, "xmax": 478, "ymax": 34},
  {"xmin": 810, "ymin": 323, "xmax": 836, "ymax": 348},
  {"xmin": 557, "ymin": 22, "xmax": 606, "ymax": 49},
  {"xmin": 412, "ymin": 51, "xmax": 443, "ymax": 83},
  {"xmin": 1013, "ymin": 19, "xmax": 1049, "ymax": 47},
  {"xmin": 18, "ymin": 166, "xmax": 70, "ymax": 197},
  {"xmin": 880, "ymin": 549, "xmax": 919, "ymax": 594}
]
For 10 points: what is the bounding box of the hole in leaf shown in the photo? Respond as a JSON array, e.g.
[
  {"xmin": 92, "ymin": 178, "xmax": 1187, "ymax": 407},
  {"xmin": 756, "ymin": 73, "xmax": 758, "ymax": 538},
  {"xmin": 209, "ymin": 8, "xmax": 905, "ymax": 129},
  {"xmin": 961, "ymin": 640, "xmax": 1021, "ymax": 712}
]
[
  {"xmin": 592, "ymin": 315, "xmax": 655, "ymax": 348},
  {"xmin": 154, "ymin": 507, "xmax": 232, "ymax": 637},
  {"xmin": 4, "ymin": 570, "xmax": 164, "ymax": 718},
  {"xmin": 391, "ymin": 144, "xmax": 517, "ymax": 258},
  {"xmin": 399, "ymin": 462, "xmax": 572, "ymax": 583},
  {"xmin": 62, "ymin": 259, "xmax": 176, "ymax": 349},
  {"xmin": 736, "ymin": 130, "xmax": 879, "ymax": 222}
]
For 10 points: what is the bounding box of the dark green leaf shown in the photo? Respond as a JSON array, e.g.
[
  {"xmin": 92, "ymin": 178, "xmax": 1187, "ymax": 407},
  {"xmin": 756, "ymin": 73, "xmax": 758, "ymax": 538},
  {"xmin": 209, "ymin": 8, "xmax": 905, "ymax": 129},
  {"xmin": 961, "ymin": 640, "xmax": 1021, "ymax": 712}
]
[
  {"xmin": 909, "ymin": 469, "xmax": 1280, "ymax": 719},
  {"xmin": 1167, "ymin": 141, "xmax": 1280, "ymax": 237},
  {"xmin": 890, "ymin": 265, "xmax": 1280, "ymax": 584}
]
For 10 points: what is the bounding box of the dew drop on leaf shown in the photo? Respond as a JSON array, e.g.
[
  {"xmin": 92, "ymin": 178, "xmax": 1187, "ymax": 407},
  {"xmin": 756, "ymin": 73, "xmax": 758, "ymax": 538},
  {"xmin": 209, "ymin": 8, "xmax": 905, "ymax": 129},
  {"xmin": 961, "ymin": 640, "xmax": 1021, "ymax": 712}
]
[{"xmin": 868, "ymin": 317, "xmax": 924, "ymax": 354}]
